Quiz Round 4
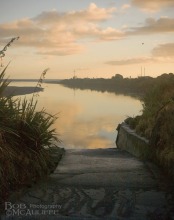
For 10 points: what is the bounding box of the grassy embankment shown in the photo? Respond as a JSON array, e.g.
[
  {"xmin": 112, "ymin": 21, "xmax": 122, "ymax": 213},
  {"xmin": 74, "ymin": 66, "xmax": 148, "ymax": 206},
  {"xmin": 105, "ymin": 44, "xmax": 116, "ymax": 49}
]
[
  {"xmin": 0, "ymin": 40, "xmax": 64, "ymax": 206},
  {"xmin": 125, "ymin": 73, "xmax": 174, "ymax": 177}
]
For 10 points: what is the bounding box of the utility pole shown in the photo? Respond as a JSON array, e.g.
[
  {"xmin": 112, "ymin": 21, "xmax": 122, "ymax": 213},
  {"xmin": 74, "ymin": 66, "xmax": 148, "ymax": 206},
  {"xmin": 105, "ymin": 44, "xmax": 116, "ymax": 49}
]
[{"xmin": 73, "ymin": 69, "xmax": 76, "ymax": 78}]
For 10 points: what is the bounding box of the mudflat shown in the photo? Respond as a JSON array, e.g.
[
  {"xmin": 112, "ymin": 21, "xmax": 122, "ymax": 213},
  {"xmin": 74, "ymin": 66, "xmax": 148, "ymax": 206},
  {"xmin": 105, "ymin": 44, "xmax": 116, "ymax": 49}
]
[{"xmin": 2, "ymin": 86, "xmax": 43, "ymax": 96}]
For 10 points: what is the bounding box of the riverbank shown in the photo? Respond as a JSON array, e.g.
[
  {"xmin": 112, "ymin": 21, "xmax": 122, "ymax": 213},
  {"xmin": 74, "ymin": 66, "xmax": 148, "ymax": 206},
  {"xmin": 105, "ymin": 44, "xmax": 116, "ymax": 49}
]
[
  {"xmin": 56, "ymin": 78, "xmax": 145, "ymax": 99},
  {"xmin": 2, "ymin": 86, "xmax": 43, "ymax": 96},
  {"xmin": 54, "ymin": 74, "xmax": 169, "ymax": 98},
  {"xmin": 116, "ymin": 122, "xmax": 150, "ymax": 160},
  {"xmin": 116, "ymin": 122, "xmax": 174, "ymax": 180},
  {"xmin": 100, "ymin": 71, "xmax": 173, "ymax": 183}
]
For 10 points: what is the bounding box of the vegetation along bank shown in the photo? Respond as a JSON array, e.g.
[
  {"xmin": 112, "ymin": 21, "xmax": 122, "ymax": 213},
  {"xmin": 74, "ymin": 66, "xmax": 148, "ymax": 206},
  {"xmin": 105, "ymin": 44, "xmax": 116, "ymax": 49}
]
[
  {"xmin": 0, "ymin": 67, "xmax": 64, "ymax": 208},
  {"xmin": 122, "ymin": 73, "xmax": 174, "ymax": 179},
  {"xmin": 58, "ymin": 73, "xmax": 174, "ymax": 178}
]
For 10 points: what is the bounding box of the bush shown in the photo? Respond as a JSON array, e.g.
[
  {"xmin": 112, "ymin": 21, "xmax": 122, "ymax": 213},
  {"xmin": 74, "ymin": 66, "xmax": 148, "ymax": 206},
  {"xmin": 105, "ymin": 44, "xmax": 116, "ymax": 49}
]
[
  {"xmin": 125, "ymin": 116, "xmax": 141, "ymax": 130},
  {"xmin": 0, "ymin": 65, "xmax": 63, "ymax": 204},
  {"xmin": 125, "ymin": 73, "xmax": 174, "ymax": 176}
]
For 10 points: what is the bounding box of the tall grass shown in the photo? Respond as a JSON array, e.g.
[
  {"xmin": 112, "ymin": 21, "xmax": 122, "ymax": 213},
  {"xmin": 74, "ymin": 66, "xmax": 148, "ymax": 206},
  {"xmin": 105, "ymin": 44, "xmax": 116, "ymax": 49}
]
[
  {"xmin": 0, "ymin": 64, "xmax": 62, "ymax": 205},
  {"xmin": 0, "ymin": 37, "xmax": 19, "ymax": 68}
]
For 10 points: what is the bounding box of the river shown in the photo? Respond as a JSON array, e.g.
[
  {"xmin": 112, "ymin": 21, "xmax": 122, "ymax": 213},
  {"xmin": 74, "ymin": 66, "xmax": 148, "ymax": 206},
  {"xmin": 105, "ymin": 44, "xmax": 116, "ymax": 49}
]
[{"xmin": 10, "ymin": 82, "xmax": 142, "ymax": 149}]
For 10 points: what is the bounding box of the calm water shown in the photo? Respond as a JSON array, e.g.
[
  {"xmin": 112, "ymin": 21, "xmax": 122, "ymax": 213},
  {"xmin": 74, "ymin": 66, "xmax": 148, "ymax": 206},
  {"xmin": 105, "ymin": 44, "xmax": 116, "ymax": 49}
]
[{"xmin": 11, "ymin": 82, "xmax": 142, "ymax": 149}]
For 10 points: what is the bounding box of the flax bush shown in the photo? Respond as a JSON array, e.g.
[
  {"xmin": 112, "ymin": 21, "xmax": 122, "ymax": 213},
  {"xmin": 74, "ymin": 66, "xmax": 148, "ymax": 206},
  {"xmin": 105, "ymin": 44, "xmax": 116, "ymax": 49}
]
[{"xmin": 0, "ymin": 65, "xmax": 62, "ymax": 204}]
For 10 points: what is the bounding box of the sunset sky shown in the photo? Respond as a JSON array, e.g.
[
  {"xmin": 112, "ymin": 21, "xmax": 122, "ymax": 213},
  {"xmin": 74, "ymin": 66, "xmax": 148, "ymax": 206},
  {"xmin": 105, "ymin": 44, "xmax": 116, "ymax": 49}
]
[{"xmin": 0, "ymin": 0, "xmax": 174, "ymax": 79}]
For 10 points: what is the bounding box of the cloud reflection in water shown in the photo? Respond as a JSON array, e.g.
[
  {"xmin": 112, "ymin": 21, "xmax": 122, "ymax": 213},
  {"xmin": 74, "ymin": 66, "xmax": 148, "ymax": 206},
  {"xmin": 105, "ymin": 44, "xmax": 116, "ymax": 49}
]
[{"xmin": 13, "ymin": 83, "xmax": 142, "ymax": 149}]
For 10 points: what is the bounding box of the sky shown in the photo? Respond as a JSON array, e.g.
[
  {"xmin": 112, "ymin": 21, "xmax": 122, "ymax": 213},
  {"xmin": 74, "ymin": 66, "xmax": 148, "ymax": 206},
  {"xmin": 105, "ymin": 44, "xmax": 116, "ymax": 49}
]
[{"xmin": 0, "ymin": 0, "xmax": 174, "ymax": 79}]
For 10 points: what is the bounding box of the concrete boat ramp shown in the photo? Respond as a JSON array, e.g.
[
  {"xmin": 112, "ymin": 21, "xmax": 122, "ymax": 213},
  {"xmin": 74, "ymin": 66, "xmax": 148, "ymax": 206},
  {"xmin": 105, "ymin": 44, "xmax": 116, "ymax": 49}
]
[{"xmin": 2, "ymin": 148, "xmax": 174, "ymax": 220}]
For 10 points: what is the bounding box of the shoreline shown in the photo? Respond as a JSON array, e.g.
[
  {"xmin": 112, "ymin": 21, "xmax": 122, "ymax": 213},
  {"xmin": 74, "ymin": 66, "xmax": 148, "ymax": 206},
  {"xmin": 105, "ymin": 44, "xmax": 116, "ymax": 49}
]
[{"xmin": 2, "ymin": 86, "xmax": 44, "ymax": 97}]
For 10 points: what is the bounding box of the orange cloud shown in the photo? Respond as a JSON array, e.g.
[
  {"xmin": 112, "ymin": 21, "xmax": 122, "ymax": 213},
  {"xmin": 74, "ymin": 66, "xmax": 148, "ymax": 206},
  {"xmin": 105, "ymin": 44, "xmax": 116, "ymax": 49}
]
[
  {"xmin": 152, "ymin": 43, "xmax": 174, "ymax": 57},
  {"xmin": 106, "ymin": 57, "xmax": 157, "ymax": 65},
  {"xmin": 34, "ymin": 3, "xmax": 116, "ymax": 23},
  {"xmin": 131, "ymin": 0, "xmax": 174, "ymax": 11},
  {"xmin": 127, "ymin": 17, "xmax": 174, "ymax": 35},
  {"xmin": 0, "ymin": 3, "xmax": 122, "ymax": 56},
  {"xmin": 106, "ymin": 42, "xmax": 174, "ymax": 66}
]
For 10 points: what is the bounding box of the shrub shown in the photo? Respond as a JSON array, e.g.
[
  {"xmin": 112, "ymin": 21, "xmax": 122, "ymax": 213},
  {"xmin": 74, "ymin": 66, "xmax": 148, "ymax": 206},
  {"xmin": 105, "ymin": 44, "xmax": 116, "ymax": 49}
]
[
  {"xmin": 0, "ymin": 65, "xmax": 62, "ymax": 204},
  {"xmin": 125, "ymin": 73, "xmax": 174, "ymax": 176}
]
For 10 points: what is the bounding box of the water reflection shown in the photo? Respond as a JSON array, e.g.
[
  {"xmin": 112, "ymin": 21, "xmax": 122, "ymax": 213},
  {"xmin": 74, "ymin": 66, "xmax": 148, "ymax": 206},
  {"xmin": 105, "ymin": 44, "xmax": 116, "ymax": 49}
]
[
  {"xmin": 11, "ymin": 82, "xmax": 142, "ymax": 149},
  {"xmin": 62, "ymin": 115, "xmax": 118, "ymax": 149}
]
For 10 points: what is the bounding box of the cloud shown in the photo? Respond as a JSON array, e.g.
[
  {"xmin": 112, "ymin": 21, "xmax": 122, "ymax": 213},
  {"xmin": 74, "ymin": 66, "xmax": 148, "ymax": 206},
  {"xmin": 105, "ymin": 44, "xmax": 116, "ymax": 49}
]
[
  {"xmin": 38, "ymin": 44, "xmax": 85, "ymax": 56},
  {"xmin": 127, "ymin": 17, "xmax": 174, "ymax": 35},
  {"xmin": 131, "ymin": 0, "xmax": 174, "ymax": 11},
  {"xmin": 34, "ymin": 3, "xmax": 116, "ymax": 23},
  {"xmin": 106, "ymin": 57, "xmax": 156, "ymax": 65},
  {"xmin": 106, "ymin": 42, "xmax": 174, "ymax": 66},
  {"xmin": 152, "ymin": 43, "xmax": 174, "ymax": 57},
  {"xmin": 1, "ymin": 3, "xmax": 173, "ymax": 58},
  {"xmin": 121, "ymin": 4, "xmax": 131, "ymax": 10},
  {"xmin": 0, "ymin": 3, "xmax": 123, "ymax": 56}
]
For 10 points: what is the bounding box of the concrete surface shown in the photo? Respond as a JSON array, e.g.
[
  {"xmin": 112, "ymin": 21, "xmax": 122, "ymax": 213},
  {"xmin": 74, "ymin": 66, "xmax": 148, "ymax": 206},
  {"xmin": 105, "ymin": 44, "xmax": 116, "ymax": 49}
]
[{"xmin": 1, "ymin": 148, "xmax": 174, "ymax": 220}]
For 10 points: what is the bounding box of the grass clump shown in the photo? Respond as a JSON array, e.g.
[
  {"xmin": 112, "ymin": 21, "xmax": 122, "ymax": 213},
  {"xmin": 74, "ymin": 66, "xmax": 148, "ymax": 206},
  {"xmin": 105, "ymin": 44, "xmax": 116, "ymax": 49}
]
[
  {"xmin": 125, "ymin": 73, "xmax": 174, "ymax": 176},
  {"xmin": 0, "ymin": 65, "xmax": 63, "ymax": 205}
]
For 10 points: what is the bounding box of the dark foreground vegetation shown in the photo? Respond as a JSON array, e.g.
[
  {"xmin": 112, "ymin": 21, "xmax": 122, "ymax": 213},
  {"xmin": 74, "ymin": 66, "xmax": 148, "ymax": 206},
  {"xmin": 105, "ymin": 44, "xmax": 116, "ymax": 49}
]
[
  {"xmin": 0, "ymin": 38, "xmax": 64, "ymax": 209},
  {"xmin": 59, "ymin": 73, "xmax": 174, "ymax": 177},
  {"xmin": 0, "ymin": 66, "xmax": 64, "ymax": 208}
]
